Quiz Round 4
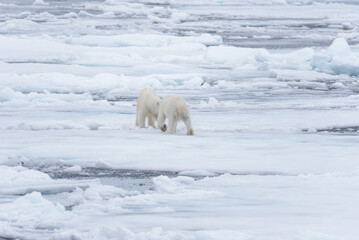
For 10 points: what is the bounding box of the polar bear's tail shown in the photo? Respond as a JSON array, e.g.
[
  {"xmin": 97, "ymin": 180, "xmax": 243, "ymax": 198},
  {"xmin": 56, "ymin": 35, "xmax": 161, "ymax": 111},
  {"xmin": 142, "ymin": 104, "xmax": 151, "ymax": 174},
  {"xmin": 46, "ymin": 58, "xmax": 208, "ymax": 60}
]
[
  {"xmin": 176, "ymin": 102, "xmax": 190, "ymax": 120},
  {"xmin": 176, "ymin": 104, "xmax": 183, "ymax": 115}
]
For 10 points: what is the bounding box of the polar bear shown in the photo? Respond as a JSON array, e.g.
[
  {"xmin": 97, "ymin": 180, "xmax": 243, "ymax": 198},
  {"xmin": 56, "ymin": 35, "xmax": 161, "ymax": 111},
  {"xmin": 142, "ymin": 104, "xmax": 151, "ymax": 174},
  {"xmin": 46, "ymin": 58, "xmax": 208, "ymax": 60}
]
[
  {"xmin": 136, "ymin": 88, "xmax": 161, "ymax": 128},
  {"xmin": 157, "ymin": 95, "xmax": 194, "ymax": 135}
]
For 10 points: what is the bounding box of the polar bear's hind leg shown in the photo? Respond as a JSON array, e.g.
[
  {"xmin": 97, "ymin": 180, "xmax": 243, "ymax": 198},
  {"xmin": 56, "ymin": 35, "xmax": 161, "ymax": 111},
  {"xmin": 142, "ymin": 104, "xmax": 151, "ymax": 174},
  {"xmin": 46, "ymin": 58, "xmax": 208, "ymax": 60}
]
[
  {"xmin": 138, "ymin": 111, "xmax": 147, "ymax": 128},
  {"xmin": 147, "ymin": 114, "xmax": 156, "ymax": 128},
  {"xmin": 187, "ymin": 128, "xmax": 194, "ymax": 135},
  {"xmin": 135, "ymin": 104, "xmax": 140, "ymax": 127},
  {"xmin": 184, "ymin": 120, "xmax": 194, "ymax": 135},
  {"xmin": 166, "ymin": 116, "xmax": 177, "ymax": 134},
  {"xmin": 182, "ymin": 113, "xmax": 194, "ymax": 135}
]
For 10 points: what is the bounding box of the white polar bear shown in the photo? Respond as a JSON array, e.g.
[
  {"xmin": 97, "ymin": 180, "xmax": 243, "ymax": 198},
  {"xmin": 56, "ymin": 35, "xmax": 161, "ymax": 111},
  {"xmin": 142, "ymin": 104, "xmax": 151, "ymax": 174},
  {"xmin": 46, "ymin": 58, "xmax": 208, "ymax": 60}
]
[
  {"xmin": 136, "ymin": 88, "xmax": 161, "ymax": 128},
  {"xmin": 157, "ymin": 95, "xmax": 194, "ymax": 135}
]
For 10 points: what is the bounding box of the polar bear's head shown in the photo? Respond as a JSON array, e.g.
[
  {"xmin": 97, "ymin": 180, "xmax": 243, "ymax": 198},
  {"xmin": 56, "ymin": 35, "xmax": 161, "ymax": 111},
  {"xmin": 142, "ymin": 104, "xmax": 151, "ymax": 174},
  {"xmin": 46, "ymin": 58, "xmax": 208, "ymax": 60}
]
[{"xmin": 150, "ymin": 98, "xmax": 161, "ymax": 117}]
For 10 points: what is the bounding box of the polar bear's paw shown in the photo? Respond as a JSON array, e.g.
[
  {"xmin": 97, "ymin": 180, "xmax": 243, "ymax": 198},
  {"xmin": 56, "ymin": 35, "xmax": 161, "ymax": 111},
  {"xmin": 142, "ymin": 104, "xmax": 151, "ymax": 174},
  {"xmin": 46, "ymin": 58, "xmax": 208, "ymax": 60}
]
[
  {"xmin": 160, "ymin": 124, "xmax": 167, "ymax": 132},
  {"xmin": 187, "ymin": 128, "xmax": 194, "ymax": 135}
]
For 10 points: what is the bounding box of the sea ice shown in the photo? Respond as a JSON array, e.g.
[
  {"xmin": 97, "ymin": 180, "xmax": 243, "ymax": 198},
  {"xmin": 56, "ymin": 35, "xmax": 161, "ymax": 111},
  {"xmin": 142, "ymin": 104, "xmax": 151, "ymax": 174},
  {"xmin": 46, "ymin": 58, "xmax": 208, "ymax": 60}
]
[{"xmin": 1, "ymin": 0, "xmax": 359, "ymax": 239}]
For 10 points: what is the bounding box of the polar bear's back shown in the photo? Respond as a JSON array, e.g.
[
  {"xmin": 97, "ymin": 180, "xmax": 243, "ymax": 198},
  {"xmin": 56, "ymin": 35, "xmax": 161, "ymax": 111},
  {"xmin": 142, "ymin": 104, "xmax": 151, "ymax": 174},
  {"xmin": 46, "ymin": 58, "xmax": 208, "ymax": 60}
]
[
  {"xmin": 137, "ymin": 88, "xmax": 159, "ymax": 106},
  {"xmin": 161, "ymin": 95, "xmax": 189, "ymax": 117},
  {"xmin": 138, "ymin": 88, "xmax": 156, "ymax": 101}
]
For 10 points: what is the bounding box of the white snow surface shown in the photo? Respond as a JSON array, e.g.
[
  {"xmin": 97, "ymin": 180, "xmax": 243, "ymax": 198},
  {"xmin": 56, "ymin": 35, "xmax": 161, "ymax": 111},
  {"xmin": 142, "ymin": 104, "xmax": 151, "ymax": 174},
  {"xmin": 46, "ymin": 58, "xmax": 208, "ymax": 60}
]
[{"xmin": 0, "ymin": 0, "xmax": 359, "ymax": 239}]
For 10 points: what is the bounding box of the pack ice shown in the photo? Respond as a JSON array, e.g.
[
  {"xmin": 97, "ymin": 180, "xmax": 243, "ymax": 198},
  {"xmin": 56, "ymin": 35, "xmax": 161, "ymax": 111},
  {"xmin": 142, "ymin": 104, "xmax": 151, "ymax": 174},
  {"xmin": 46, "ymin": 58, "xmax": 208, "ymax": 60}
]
[{"xmin": 0, "ymin": 0, "xmax": 359, "ymax": 239}]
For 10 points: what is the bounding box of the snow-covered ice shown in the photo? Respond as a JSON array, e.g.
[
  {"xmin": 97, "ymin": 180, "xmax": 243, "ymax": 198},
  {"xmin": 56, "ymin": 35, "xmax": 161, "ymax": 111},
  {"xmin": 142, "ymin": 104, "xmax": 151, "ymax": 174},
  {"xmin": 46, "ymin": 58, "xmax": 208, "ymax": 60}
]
[{"xmin": 1, "ymin": 0, "xmax": 359, "ymax": 239}]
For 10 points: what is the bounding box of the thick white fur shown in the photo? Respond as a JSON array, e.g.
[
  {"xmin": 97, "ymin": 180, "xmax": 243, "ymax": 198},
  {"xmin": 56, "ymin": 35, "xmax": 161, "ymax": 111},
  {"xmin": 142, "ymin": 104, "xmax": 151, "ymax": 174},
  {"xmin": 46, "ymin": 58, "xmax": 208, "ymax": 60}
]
[
  {"xmin": 136, "ymin": 88, "xmax": 161, "ymax": 128},
  {"xmin": 157, "ymin": 95, "xmax": 194, "ymax": 135}
]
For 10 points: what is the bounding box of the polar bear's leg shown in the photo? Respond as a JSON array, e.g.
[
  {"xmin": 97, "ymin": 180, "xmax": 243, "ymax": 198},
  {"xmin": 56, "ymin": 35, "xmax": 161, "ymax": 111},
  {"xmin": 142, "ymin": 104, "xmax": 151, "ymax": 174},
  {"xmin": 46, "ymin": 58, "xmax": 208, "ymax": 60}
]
[
  {"xmin": 166, "ymin": 116, "xmax": 176, "ymax": 134},
  {"xmin": 135, "ymin": 105, "xmax": 140, "ymax": 127},
  {"xmin": 138, "ymin": 111, "xmax": 147, "ymax": 128},
  {"xmin": 184, "ymin": 119, "xmax": 194, "ymax": 135},
  {"xmin": 135, "ymin": 107, "xmax": 139, "ymax": 127},
  {"xmin": 182, "ymin": 115, "xmax": 194, "ymax": 135},
  {"xmin": 173, "ymin": 121, "xmax": 177, "ymax": 133},
  {"xmin": 147, "ymin": 114, "xmax": 156, "ymax": 128},
  {"xmin": 157, "ymin": 112, "xmax": 167, "ymax": 132},
  {"xmin": 168, "ymin": 119, "xmax": 177, "ymax": 133}
]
